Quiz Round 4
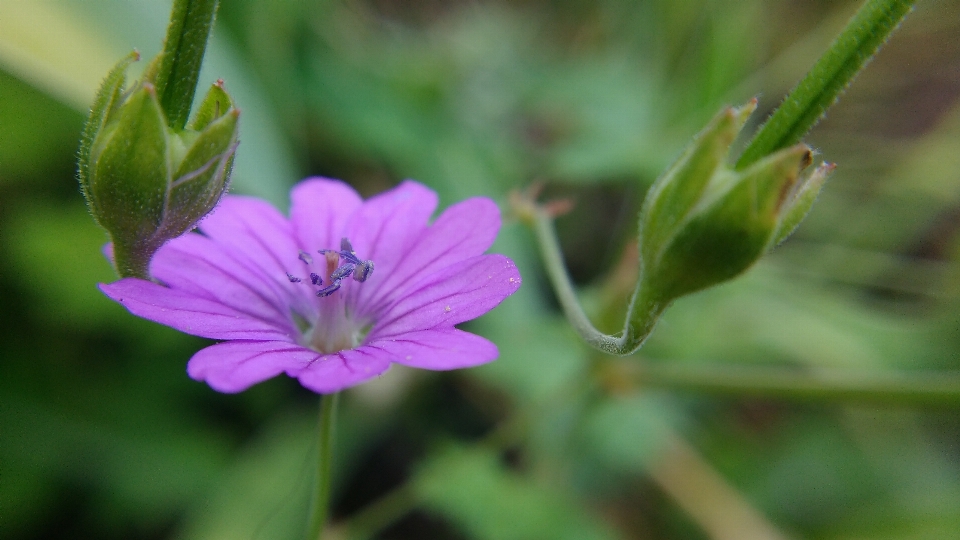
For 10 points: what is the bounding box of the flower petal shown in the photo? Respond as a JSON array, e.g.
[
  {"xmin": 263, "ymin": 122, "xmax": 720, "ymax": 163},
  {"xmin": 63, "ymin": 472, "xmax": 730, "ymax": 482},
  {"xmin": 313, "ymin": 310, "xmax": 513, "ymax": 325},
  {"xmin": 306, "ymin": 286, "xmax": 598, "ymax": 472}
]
[
  {"xmin": 370, "ymin": 254, "xmax": 521, "ymax": 338},
  {"xmin": 187, "ymin": 340, "xmax": 318, "ymax": 393},
  {"xmin": 362, "ymin": 197, "xmax": 501, "ymax": 316},
  {"xmin": 196, "ymin": 195, "xmax": 316, "ymax": 317},
  {"xmin": 150, "ymin": 234, "xmax": 293, "ymax": 330},
  {"xmin": 290, "ymin": 178, "xmax": 363, "ymax": 253},
  {"xmin": 100, "ymin": 278, "xmax": 292, "ymax": 340},
  {"xmin": 368, "ymin": 328, "xmax": 499, "ymax": 370},
  {"xmin": 295, "ymin": 348, "xmax": 392, "ymax": 394},
  {"xmin": 343, "ymin": 181, "xmax": 438, "ymax": 313},
  {"xmin": 199, "ymin": 195, "xmax": 301, "ymax": 275}
]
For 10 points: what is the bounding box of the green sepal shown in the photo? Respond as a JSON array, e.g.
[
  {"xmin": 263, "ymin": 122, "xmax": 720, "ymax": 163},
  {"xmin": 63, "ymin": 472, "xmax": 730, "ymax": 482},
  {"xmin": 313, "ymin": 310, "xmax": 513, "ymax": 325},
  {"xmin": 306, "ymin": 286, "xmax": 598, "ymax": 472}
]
[
  {"xmin": 165, "ymin": 109, "xmax": 239, "ymax": 236},
  {"xmin": 188, "ymin": 80, "xmax": 234, "ymax": 131},
  {"xmin": 639, "ymin": 101, "xmax": 755, "ymax": 266},
  {"xmin": 643, "ymin": 144, "xmax": 812, "ymax": 302},
  {"xmin": 88, "ymin": 83, "xmax": 171, "ymax": 278},
  {"xmin": 78, "ymin": 51, "xmax": 140, "ymax": 206},
  {"xmin": 769, "ymin": 161, "xmax": 834, "ymax": 247}
]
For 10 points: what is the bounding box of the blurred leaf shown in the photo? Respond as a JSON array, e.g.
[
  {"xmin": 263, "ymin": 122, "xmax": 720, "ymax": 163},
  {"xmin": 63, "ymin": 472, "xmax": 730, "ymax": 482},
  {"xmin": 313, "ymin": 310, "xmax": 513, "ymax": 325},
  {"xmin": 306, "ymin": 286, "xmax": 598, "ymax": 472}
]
[
  {"xmin": 579, "ymin": 393, "xmax": 681, "ymax": 475},
  {"xmin": 642, "ymin": 265, "xmax": 952, "ymax": 370},
  {"xmin": 2, "ymin": 200, "xmax": 123, "ymax": 329},
  {"xmin": 175, "ymin": 411, "xmax": 314, "ymax": 540},
  {"xmin": 415, "ymin": 445, "xmax": 619, "ymax": 540},
  {"xmin": 474, "ymin": 319, "xmax": 587, "ymax": 405},
  {"xmin": 0, "ymin": 0, "xmax": 118, "ymax": 109},
  {"xmin": 0, "ymin": 371, "xmax": 231, "ymax": 535},
  {"xmin": 0, "ymin": 70, "xmax": 84, "ymax": 181}
]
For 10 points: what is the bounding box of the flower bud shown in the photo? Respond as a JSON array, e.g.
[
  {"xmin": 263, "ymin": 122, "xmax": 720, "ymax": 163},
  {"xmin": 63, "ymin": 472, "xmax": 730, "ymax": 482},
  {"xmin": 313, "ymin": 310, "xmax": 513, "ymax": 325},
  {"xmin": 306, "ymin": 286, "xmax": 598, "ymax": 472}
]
[
  {"xmin": 638, "ymin": 102, "xmax": 831, "ymax": 303},
  {"xmin": 78, "ymin": 54, "xmax": 239, "ymax": 279}
]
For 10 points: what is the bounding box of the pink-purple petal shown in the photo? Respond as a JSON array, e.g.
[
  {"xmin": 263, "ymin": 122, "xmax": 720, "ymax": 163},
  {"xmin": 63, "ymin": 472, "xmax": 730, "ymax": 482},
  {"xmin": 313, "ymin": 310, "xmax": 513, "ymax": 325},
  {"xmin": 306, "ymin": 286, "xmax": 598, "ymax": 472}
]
[
  {"xmin": 187, "ymin": 340, "xmax": 318, "ymax": 393},
  {"xmin": 370, "ymin": 254, "xmax": 521, "ymax": 339},
  {"xmin": 290, "ymin": 178, "xmax": 363, "ymax": 254},
  {"xmin": 369, "ymin": 328, "xmax": 499, "ymax": 370},
  {"xmin": 361, "ymin": 197, "xmax": 501, "ymax": 316},
  {"xmin": 343, "ymin": 181, "xmax": 438, "ymax": 314},
  {"xmin": 295, "ymin": 348, "xmax": 392, "ymax": 393},
  {"xmin": 100, "ymin": 279, "xmax": 292, "ymax": 341},
  {"xmin": 150, "ymin": 234, "xmax": 292, "ymax": 329},
  {"xmin": 198, "ymin": 196, "xmax": 301, "ymax": 280}
]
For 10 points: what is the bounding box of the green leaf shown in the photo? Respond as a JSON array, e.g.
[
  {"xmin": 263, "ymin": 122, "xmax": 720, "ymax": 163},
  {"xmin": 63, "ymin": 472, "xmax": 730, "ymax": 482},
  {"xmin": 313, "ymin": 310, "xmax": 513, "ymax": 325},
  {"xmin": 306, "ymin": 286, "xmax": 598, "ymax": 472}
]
[{"xmin": 415, "ymin": 445, "xmax": 619, "ymax": 540}]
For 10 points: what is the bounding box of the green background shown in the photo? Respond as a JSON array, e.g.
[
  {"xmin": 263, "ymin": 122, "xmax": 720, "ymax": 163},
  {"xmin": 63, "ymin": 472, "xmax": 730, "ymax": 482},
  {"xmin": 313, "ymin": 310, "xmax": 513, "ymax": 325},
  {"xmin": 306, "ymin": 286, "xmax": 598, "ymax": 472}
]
[{"xmin": 2, "ymin": 1, "xmax": 960, "ymax": 538}]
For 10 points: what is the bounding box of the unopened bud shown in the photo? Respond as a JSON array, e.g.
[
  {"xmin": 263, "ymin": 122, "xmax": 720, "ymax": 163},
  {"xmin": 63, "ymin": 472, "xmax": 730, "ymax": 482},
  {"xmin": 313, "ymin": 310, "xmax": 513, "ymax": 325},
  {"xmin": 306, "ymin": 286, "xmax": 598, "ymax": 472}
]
[
  {"xmin": 78, "ymin": 54, "xmax": 239, "ymax": 279},
  {"xmin": 637, "ymin": 102, "xmax": 831, "ymax": 303}
]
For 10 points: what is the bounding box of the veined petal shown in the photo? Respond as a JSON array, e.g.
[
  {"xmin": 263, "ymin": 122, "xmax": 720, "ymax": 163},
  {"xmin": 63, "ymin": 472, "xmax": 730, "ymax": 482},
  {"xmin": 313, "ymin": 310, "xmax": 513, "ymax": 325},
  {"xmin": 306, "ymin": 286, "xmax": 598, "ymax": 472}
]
[
  {"xmin": 151, "ymin": 234, "xmax": 293, "ymax": 329},
  {"xmin": 343, "ymin": 181, "xmax": 438, "ymax": 313},
  {"xmin": 196, "ymin": 195, "xmax": 316, "ymax": 317},
  {"xmin": 370, "ymin": 254, "xmax": 521, "ymax": 338},
  {"xmin": 362, "ymin": 197, "xmax": 501, "ymax": 316},
  {"xmin": 369, "ymin": 328, "xmax": 499, "ymax": 370},
  {"xmin": 290, "ymin": 178, "xmax": 363, "ymax": 254},
  {"xmin": 199, "ymin": 195, "xmax": 300, "ymax": 279},
  {"xmin": 295, "ymin": 348, "xmax": 392, "ymax": 394},
  {"xmin": 100, "ymin": 279, "xmax": 293, "ymax": 340},
  {"xmin": 187, "ymin": 340, "xmax": 318, "ymax": 393}
]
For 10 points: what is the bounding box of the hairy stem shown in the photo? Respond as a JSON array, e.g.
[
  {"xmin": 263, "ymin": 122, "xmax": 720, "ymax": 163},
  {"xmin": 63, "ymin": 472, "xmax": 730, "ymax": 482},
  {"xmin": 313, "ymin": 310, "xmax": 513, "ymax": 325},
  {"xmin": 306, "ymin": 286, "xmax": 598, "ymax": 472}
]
[
  {"xmin": 154, "ymin": 0, "xmax": 220, "ymax": 130},
  {"xmin": 532, "ymin": 207, "xmax": 666, "ymax": 355},
  {"xmin": 736, "ymin": 0, "xmax": 916, "ymax": 169}
]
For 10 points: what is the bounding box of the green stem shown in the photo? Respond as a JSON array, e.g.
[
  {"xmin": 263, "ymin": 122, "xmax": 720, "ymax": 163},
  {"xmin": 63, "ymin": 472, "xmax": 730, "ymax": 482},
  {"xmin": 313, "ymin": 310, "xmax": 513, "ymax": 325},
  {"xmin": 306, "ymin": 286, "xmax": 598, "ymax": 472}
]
[
  {"xmin": 340, "ymin": 484, "xmax": 418, "ymax": 540},
  {"xmin": 532, "ymin": 208, "xmax": 667, "ymax": 356},
  {"xmin": 112, "ymin": 239, "xmax": 154, "ymax": 281},
  {"xmin": 736, "ymin": 0, "xmax": 915, "ymax": 169},
  {"xmin": 636, "ymin": 363, "xmax": 960, "ymax": 405},
  {"xmin": 154, "ymin": 0, "xmax": 220, "ymax": 131},
  {"xmin": 306, "ymin": 393, "xmax": 340, "ymax": 540}
]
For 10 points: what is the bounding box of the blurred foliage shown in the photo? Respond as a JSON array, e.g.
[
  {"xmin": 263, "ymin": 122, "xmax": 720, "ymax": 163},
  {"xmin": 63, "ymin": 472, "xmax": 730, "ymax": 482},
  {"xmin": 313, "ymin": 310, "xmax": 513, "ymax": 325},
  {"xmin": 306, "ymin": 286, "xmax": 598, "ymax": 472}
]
[{"xmin": 2, "ymin": 0, "xmax": 960, "ymax": 539}]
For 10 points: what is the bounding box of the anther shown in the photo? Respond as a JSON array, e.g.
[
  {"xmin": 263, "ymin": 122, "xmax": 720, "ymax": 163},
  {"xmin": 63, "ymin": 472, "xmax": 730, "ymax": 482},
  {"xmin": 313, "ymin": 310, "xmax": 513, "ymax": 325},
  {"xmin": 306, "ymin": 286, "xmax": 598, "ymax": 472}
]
[
  {"xmin": 330, "ymin": 263, "xmax": 356, "ymax": 282},
  {"xmin": 286, "ymin": 273, "xmax": 301, "ymax": 283},
  {"xmin": 316, "ymin": 282, "xmax": 342, "ymax": 297},
  {"xmin": 302, "ymin": 237, "xmax": 375, "ymax": 297},
  {"xmin": 298, "ymin": 251, "xmax": 313, "ymax": 264}
]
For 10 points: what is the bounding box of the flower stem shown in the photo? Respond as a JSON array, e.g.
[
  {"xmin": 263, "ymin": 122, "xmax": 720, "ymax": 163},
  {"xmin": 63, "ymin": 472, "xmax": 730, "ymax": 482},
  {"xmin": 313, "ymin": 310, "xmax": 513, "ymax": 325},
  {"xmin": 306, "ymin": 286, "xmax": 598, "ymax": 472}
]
[
  {"xmin": 735, "ymin": 0, "xmax": 916, "ymax": 170},
  {"xmin": 112, "ymin": 241, "xmax": 153, "ymax": 281},
  {"xmin": 154, "ymin": 0, "xmax": 220, "ymax": 131},
  {"xmin": 531, "ymin": 205, "xmax": 666, "ymax": 356},
  {"xmin": 306, "ymin": 392, "xmax": 339, "ymax": 540}
]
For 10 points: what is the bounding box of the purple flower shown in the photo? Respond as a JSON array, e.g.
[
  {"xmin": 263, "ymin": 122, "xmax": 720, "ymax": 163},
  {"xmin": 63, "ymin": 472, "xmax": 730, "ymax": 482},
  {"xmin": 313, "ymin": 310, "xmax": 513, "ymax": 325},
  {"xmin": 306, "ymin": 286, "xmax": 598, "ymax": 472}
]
[{"xmin": 100, "ymin": 178, "xmax": 522, "ymax": 393}]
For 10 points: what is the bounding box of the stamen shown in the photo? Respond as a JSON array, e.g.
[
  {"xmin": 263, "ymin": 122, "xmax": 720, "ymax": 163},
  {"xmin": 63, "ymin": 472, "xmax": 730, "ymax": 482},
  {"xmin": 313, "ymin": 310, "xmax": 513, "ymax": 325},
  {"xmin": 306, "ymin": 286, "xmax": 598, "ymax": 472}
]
[
  {"xmin": 353, "ymin": 260, "xmax": 374, "ymax": 282},
  {"xmin": 290, "ymin": 237, "xmax": 375, "ymax": 298},
  {"xmin": 316, "ymin": 282, "xmax": 342, "ymax": 297},
  {"xmin": 330, "ymin": 263, "xmax": 356, "ymax": 282}
]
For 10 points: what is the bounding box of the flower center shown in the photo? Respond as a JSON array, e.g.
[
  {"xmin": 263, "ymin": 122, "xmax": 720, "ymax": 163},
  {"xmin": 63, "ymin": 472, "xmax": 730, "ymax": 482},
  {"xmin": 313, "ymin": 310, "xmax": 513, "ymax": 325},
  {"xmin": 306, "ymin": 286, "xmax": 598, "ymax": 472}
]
[
  {"xmin": 286, "ymin": 237, "xmax": 375, "ymax": 354},
  {"xmin": 287, "ymin": 237, "xmax": 375, "ymax": 297}
]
